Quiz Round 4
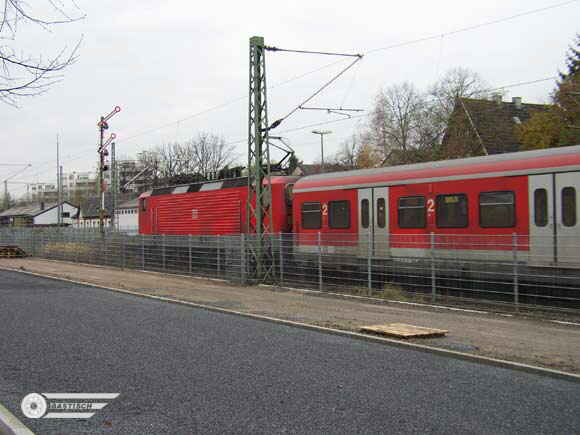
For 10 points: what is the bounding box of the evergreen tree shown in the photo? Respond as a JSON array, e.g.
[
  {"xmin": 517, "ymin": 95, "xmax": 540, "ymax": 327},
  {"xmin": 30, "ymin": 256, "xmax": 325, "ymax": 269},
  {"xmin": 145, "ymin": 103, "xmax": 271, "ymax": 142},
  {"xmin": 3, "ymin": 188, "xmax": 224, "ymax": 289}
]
[
  {"xmin": 560, "ymin": 34, "xmax": 580, "ymax": 79},
  {"xmin": 518, "ymin": 35, "xmax": 580, "ymax": 149},
  {"xmin": 554, "ymin": 34, "xmax": 580, "ymax": 146}
]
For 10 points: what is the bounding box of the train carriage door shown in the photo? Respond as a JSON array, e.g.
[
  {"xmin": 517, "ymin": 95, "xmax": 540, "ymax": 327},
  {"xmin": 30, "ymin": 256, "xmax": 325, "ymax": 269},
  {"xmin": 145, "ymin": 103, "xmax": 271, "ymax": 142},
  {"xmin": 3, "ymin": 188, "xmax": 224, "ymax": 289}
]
[
  {"xmin": 357, "ymin": 187, "xmax": 390, "ymax": 258},
  {"xmin": 358, "ymin": 189, "xmax": 372, "ymax": 257},
  {"xmin": 373, "ymin": 187, "xmax": 390, "ymax": 258},
  {"xmin": 528, "ymin": 174, "xmax": 554, "ymax": 266},
  {"xmin": 555, "ymin": 172, "xmax": 580, "ymax": 267}
]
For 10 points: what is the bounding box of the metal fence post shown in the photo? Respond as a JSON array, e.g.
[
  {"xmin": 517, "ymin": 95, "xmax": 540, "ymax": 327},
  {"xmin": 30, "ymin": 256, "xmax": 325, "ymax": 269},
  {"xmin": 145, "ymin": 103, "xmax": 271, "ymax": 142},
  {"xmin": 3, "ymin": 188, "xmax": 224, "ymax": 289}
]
[
  {"xmin": 318, "ymin": 232, "xmax": 323, "ymax": 291},
  {"xmin": 367, "ymin": 232, "xmax": 372, "ymax": 291},
  {"xmin": 162, "ymin": 234, "xmax": 166, "ymax": 271},
  {"xmin": 512, "ymin": 232, "xmax": 519, "ymax": 311},
  {"xmin": 141, "ymin": 234, "xmax": 145, "ymax": 270},
  {"xmin": 217, "ymin": 235, "xmax": 221, "ymax": 278},
  {"xmin": 188, "ymin": 234, "xmax": 192, "ymax": 275},
  {"xmin": 240, "ymin": 234, "xmax": 246, "ymax": 285},
  {"xmin": 121, "ymin": 233, "xmax": 126, "ymax": 269},
  {"xmin": 430, "ymin": 232, "xmax": 436, "ymax": 303},
  {"xmin": 279, "ymin": 233, "xmax": 284, "ymax": 287}
]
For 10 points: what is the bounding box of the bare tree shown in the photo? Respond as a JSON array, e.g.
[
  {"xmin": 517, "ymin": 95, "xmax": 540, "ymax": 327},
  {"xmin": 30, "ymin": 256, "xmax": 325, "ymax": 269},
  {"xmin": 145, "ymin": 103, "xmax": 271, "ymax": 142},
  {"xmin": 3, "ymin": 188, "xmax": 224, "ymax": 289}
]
[
  {"xmin": 330, "ymin": 135, "xmax": 358, "ymax": 170},
  {"xmin": 137, "ymin": 133, "xmax": 238, "ymax": 188},
  {"xmin": 187, "ymin": 132, "xmax": 237, "ymax": 179},
  {"xmin": 361, "ymin": 68, "xmax": 491, "ymax": 165},
  {"xmin": 363, "ymin": 82, "xmax": 427, "ymax": 165},
  {"xmin": 429, "ymin": 67, "xmax": 489, "ymax": 120},
  {"xmin": 1, "ymin": 1, "xmax": 84, "ymax": 106}
]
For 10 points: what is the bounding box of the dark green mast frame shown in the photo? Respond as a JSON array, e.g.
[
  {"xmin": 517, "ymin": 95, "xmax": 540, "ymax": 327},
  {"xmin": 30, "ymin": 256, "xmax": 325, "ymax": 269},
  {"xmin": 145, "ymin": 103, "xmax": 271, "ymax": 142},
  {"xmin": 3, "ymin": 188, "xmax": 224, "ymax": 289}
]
[{"xmin": 247, "ymin": 36, "xmax": 273, "ymax": 281}]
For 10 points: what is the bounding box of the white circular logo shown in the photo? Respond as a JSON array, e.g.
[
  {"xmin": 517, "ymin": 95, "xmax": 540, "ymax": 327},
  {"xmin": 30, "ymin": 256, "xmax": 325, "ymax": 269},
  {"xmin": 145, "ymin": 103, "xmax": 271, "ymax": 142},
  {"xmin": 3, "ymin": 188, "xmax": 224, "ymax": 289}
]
[{"xmin": 21, "ymin": 393, "xmax": 47, "ymax": 419}]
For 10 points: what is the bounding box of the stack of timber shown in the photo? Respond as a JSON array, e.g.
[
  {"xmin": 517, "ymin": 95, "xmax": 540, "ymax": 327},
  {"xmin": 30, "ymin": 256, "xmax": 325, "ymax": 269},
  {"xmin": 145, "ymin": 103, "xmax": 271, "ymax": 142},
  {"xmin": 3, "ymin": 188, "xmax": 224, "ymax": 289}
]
[{"xmin": 0, "ymin": 245, "xmax": 27, "ymax": 258}]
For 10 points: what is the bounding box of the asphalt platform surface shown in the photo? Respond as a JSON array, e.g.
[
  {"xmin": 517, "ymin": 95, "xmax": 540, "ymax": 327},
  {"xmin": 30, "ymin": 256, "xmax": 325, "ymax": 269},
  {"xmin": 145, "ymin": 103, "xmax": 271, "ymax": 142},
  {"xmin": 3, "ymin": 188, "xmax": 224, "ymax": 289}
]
[{"xmin": 0, "ymin": 269, "xmax": 579, "ymax": 434}]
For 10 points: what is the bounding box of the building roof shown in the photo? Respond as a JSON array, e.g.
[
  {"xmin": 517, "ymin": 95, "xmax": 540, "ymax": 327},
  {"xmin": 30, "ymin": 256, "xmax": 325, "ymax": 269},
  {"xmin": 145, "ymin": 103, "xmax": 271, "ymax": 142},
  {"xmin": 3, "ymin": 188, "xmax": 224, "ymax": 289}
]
[
  {"xmin": 0, "ymin": 201, "xmax": 76, "ymax": 218},
  {"xmin": 80, "ymin": 193, "xmax": 139, "ymax": 218},
  {"xmin": 447, "ymin": 97, "xmax": 550, "ymax": 154},
  {"xmin": 80, "ymin": 194, "xmax": 113, "ymax": 219},
  {"xmin": 117, "ymin": 197, "xmax": 139, "ymax": 209}
]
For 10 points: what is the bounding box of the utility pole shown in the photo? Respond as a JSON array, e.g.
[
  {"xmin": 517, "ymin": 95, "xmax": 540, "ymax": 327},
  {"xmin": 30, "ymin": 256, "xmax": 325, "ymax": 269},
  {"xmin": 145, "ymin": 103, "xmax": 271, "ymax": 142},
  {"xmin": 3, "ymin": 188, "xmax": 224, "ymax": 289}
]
[
  {"xmin": 312, "ymin": 130, "xmax": 332, "ymax": 173},
  {"xmin": 97, "ymin": 106, "xmax": 121, "ymax": 234},
  {"xmin": 56, "ymin": 134, "xmax": 61, "ymax": 225},
  {"xmin": 59, "ymin": 165, "xmax": 63, "ymax": 222},
  {"xmin": 247, "ymin": 35, "xmax": 273, "ymax": 282},
  {"xmin": 110, "ymin": 141, "xmax": 117, "ymax": 230}
]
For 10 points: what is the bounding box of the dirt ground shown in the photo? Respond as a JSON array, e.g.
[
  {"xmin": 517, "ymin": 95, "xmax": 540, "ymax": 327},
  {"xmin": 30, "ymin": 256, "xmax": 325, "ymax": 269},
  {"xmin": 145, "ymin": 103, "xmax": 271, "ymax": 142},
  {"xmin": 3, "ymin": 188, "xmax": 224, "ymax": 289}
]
[{"xmin": 2, "ymin": 258, "xmax": 580, "ymax": 374}]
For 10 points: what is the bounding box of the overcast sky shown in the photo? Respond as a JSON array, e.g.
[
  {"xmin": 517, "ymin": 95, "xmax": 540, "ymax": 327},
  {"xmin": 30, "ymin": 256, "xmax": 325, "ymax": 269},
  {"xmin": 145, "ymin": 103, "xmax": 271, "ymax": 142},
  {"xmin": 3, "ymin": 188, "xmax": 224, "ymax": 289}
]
[{"xmin": 2, "ymin": 0, "xmax": 579, "ymax": 197}]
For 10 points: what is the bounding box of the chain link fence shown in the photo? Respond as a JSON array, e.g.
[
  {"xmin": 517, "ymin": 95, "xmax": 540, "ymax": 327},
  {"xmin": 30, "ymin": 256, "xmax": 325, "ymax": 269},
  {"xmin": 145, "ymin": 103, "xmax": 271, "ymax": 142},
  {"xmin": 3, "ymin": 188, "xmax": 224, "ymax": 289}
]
[{"xmin": 1, "ymin": 228, "xmax": 579, "ymax": 314}]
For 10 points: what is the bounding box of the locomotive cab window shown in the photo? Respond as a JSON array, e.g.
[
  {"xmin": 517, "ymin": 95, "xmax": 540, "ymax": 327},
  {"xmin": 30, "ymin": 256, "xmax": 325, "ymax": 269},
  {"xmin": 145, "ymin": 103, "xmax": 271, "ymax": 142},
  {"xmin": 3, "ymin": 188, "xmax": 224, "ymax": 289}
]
[
  {"xmin": 479, "ymin": 191, "xmax": 515, "ymax": 228},
  {"xmin": 140, "ymin": 199, "xmax": 147, "ymax": 212},
  {"xmin": 301, "ymin": 202, "xmax": 322, "ymax": 229},
  {"xmin": 398, "ymin": 196, "xmax": 426, "ymax": 228},
  {"xmin": 329, "ymin": 200, "xmax": 350, "ymax": 229},
  {"xmin": 436, "ymin": 194, "xmax": 468, "ymax": 228}
]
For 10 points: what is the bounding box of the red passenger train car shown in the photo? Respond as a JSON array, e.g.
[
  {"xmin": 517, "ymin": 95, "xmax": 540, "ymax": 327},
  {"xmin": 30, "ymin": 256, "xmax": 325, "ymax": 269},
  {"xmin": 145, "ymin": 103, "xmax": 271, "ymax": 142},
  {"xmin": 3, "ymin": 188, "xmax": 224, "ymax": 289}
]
[
  {"xmin": 139, "ymin": 176, "xmax": 299, "ymax": 235},
  {"xmin": 292, "ymin": 145, "xmax": 580, "ymax": 267}
]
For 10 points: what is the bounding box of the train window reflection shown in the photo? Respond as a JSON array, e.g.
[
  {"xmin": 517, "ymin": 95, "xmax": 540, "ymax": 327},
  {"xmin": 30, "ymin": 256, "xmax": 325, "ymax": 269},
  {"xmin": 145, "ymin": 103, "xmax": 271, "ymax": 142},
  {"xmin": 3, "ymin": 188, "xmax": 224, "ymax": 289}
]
[
  {"xmin": 480, "ymin": 191, "xmax": 515, "ymax": 228},
  {"xmin": 398, "ymin": 196, "xmax": 425, "ymax": 228},
  {"xmin": 534, "ymin": 189, "xmax": 548, "ymax": 227},
  {"xmin": 377, "ymin": 198, "xmax": 386, "ymax": 228},
  {"xmin": 361, "ymin": 199, "xmax": 369, "ymax": 229},
  {"xmin": 301, "ymin": 202, "xmax": 322, "ymax": 229},
  {"xmin": 436, "ymin": 194, "xmax": 468, "ymax": 228},
  {"xmin": 562, "ymin": 187, "xmax": 577, "ymax": 227},
  {"xmin": 329, "ymin": 200, "xmax": 350, "ymax": 229}
]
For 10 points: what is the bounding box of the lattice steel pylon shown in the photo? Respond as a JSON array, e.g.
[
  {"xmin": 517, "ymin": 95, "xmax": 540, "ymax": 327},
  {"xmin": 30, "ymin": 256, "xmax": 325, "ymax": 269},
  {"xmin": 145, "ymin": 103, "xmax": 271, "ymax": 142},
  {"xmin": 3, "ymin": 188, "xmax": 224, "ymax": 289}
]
[{"xmin": 247, "ymin": 36, "xmax": 273, "ymax": 282}]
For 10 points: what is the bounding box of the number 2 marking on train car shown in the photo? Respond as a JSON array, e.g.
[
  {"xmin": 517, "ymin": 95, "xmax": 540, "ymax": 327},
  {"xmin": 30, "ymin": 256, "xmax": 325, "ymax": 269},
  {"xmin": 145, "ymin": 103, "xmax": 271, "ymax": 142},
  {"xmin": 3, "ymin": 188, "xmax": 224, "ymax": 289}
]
[
  {"xmin": 427, "ymin": 199, "xmax": 435, "ymax": 214},
  {"xmin": 322, "ymin": 203, "xmax": 328, "ymax": 216}
]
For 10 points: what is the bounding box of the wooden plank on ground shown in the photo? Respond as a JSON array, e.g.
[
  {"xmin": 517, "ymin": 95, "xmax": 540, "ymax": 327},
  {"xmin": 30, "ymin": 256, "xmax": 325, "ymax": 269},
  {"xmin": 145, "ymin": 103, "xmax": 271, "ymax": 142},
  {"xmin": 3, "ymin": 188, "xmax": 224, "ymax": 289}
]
[
  {"xmin": 0, "ymin": 245, "xmax": 27, "ymax": 258},
  {"xmin": 360, "ymin": 323, "xmax": 448, "ymax": 339}
]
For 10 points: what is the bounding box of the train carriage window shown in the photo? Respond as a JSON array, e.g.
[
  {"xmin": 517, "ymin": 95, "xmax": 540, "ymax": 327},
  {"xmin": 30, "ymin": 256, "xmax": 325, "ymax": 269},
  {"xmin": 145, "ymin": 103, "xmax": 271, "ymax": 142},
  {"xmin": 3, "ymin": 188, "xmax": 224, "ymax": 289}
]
[
  {"xmin": 398, "ymin": 196, "xmax": 426, "ymax": 228},
  {"xmin": 361, "ymin": 199, "xmax": 369, "ymax": 229},
  {"xmin": 377, "ymin": 198, "xmax": 386, "ymax": 228},
  {"xmin": 301, "ymin": 202, "xmax": 322, "ymax": 229},
  {"xmin": 562, "ymin": 187, "xmax": 577, "ymax": 227},
  {"xmin": 479, "ymin": 191, "xmax": 515, "ymax": 228},
  {"xmin": 534, "ymin": 189, "xmax": 548, "ymax": 227},
  {"xmin": 329, "ymin": 200, "xmax": 350, "ymax": 229},
  {"xmin": 436, "ymin": 194, "xmax": 468, "ymax": 228}
]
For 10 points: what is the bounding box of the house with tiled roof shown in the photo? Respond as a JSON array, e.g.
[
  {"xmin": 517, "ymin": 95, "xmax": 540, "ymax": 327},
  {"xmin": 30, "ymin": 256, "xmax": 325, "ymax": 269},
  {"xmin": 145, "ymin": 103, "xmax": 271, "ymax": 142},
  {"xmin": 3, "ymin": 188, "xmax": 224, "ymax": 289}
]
[{"xmin": 442, "ymin": 96, "xmax": 551, "ymax": 158}]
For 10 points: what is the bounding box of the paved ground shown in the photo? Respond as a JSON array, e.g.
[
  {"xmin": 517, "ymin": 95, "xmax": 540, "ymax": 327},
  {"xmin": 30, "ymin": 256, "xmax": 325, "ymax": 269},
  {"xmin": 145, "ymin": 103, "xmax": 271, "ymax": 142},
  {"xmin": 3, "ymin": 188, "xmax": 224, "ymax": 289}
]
[
  {"xmin": 1, "ymin": 258, "xmax": 580, "ymax": 374},
  {"xmin": 0, "ymin": 269, "xmax": 580, "ymax": 434}
]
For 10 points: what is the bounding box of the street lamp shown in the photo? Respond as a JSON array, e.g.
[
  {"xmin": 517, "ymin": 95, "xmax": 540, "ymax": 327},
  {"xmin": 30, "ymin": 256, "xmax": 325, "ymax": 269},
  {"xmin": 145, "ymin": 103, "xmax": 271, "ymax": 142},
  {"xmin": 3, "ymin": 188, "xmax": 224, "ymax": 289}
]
[{"xmin": 312, "ymin": 130, "xmax": 332, "ymax": 173}]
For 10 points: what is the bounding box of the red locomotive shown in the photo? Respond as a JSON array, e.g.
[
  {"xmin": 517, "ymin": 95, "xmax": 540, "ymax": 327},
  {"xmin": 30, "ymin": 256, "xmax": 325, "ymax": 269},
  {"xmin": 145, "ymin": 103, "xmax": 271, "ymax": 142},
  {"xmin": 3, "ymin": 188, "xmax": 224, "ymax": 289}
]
[{"xmin": 139, "ymin": 176, "xmax": 299, "ymax": 235}]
